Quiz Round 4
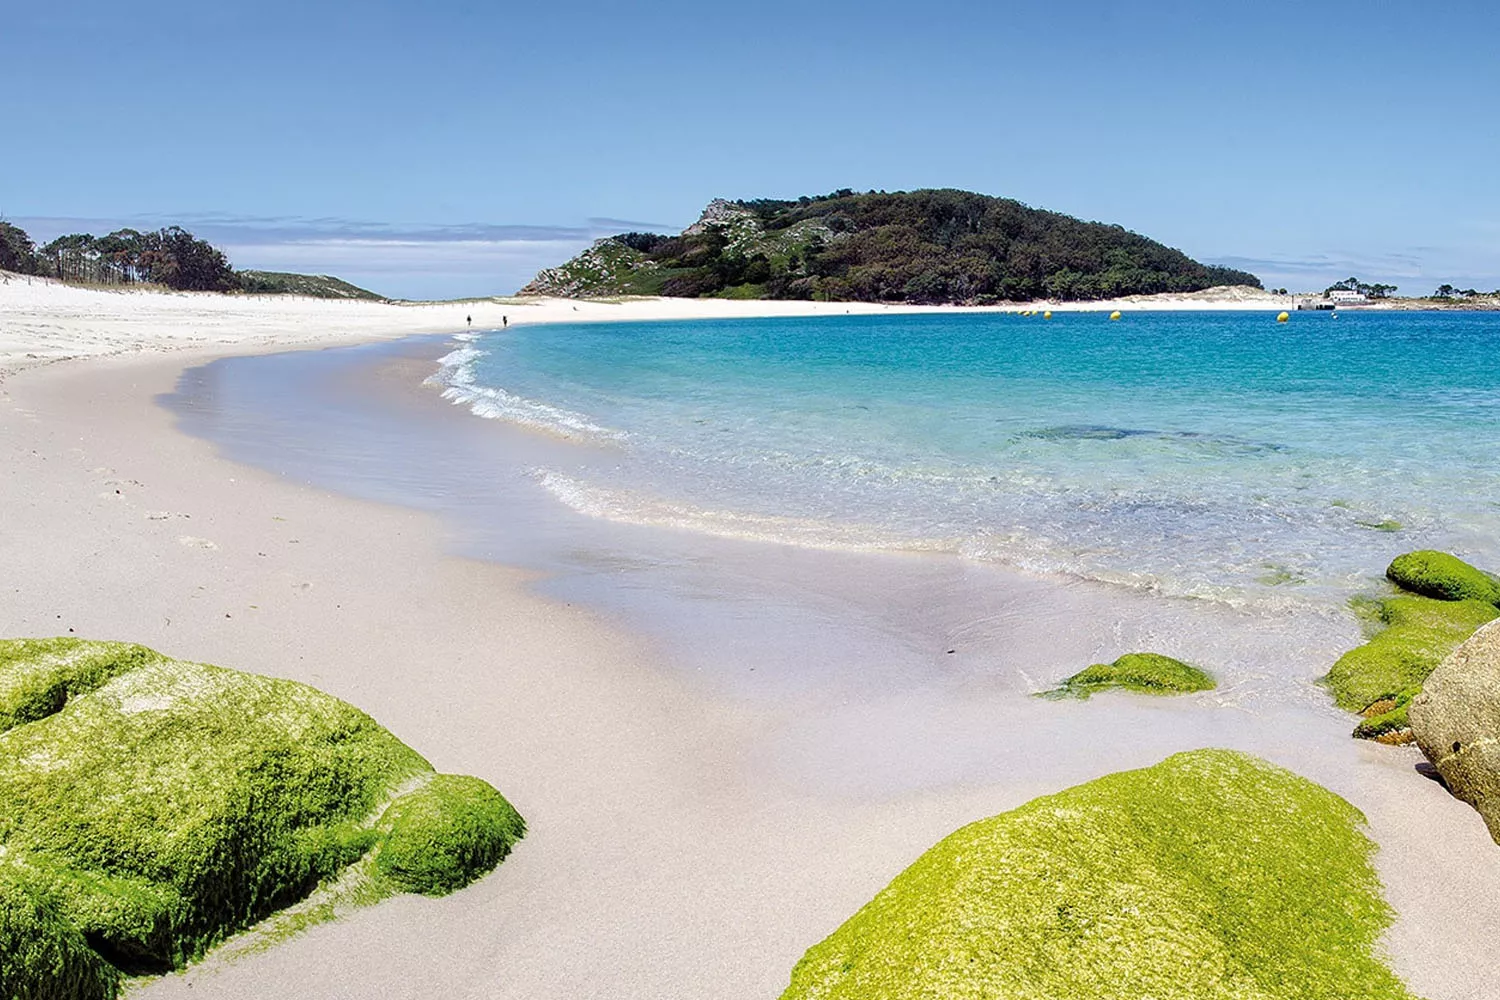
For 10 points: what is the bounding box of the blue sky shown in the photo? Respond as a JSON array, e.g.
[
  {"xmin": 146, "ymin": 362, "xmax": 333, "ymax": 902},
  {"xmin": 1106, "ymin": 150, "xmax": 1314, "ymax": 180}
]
[{"xmin": 4, "ymin": 1, "xmax": 1497, "ymax": 299}]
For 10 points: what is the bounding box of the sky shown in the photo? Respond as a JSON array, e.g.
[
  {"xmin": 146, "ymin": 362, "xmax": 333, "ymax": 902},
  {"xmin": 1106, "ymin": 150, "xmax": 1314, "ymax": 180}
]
[{"xmin": 4, "ymin": 0, "xmax": 1497, "ymax": 299}]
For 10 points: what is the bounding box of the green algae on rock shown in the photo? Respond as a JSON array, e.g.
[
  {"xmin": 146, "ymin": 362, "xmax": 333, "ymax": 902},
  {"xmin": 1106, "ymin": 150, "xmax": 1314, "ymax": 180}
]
[
  {"xmin": 780, "ymin": 749, "xmax": 1416, "ymax": 1000},
  {"xmin": 1386, "ymin": 550, "xmax": 1500, "ymax": 606},
  {"xmin": 1044, "ymin": 652, "xmax": 1215, "ymax": 699},
  {"xmin": 1326, "ymin": 551, "xmax": 1500, "ymax": 743},
  {"xmin": 374, "ymin": 774, "xmax": 525, "ymax": 896},
  {"xmin": 0, "ymin": 866, "xmax": 120, "ymax": 1000},
  {"xmin": 1326, "ymin": 596, "xmax": 1498, "ymax": 713},
  {"xmin": 0, "ymin": 638, "xmax": 524, "ymax": 999}
]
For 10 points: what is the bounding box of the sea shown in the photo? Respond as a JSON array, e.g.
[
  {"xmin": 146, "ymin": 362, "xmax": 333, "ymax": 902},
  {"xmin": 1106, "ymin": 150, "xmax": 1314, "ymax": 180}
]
[{"xmin": 431, "ymin": 309, "xmax": 1500, "ymax": 612}]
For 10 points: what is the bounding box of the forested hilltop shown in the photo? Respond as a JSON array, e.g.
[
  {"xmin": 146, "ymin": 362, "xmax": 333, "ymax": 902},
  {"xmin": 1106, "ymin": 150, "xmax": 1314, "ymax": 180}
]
[{"xmin": 522, "ymin": 189, "xmax": 1261, "ymax": 303}]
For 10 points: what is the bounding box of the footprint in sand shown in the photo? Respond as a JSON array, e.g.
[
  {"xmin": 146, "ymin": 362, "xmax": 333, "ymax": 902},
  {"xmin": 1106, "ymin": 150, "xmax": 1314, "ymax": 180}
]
[{"xmin": 178, "ymin": 536, "xmax": 219, "ymax": 550}]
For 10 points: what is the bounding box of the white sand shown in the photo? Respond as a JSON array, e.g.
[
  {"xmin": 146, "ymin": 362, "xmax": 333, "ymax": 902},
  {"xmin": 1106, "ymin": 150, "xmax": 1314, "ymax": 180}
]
[{"xmin": 2, "ymin": 278, "xmax": 1496, "ymax": 1000}]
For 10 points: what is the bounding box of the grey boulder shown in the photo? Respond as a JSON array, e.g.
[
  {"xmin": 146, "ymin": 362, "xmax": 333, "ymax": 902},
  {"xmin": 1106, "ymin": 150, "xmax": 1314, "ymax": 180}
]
[{"xmin": 1411, "ymin": 619, "xmax": 1500, "ymax": 843}]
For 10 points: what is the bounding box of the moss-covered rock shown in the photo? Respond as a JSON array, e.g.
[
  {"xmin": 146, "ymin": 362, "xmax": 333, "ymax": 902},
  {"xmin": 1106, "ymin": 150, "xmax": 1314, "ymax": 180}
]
[
  {"xmin": 781, "ymin": 750, "xmax": 1415, "ymax": 1000},
  {"xmin": 0, "ymin": 638, "xmax": 524, "ymax": 998},
  {"xmin": 1325, "ymin": 595, "xmax": 1498, "ymax": 740},
  {"xmin": 1044, "ymin": 651, "xmax": 1216, "ymax": 699},
  {"xmin": 1323, "ymin": 552, "xmax": 1500, "ymax": 742},
  {"xmin": 0, "ymin": 867, "xmax": 119, "ymax": 1000},
  {"xmin": 0, "ymin": 638, "xmax": 165, "ymax": 735},
  {"xmin": 1386, "ymin": 550, "xmax": 1500, "ymax": 606},
  {"xmin": 375, "ymin": 774, "xmax": 525, "ymax": 896},
  {"xmin": 1351, "ymin": 686, "xmax": 1423, "ymax": 744}
]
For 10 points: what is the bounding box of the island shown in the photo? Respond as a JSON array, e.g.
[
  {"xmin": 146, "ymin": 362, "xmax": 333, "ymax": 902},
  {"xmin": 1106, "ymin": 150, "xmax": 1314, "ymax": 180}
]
[{"xmin": 521, "ymin": 188, "xmax": 1263, "ymax": 304}]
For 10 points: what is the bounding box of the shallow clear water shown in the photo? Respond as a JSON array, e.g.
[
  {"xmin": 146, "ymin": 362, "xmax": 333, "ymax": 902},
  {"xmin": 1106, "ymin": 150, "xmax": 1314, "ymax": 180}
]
[{"xmin": 436, "ymin": 310, "xmax": 1500, "ymax": 608}]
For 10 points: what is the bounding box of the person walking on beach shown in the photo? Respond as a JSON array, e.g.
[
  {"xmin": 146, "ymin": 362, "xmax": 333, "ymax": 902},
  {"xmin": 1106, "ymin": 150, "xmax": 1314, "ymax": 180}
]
[
  {"xmin": 502, "ymin": 315, "xmax": 508, "ymax": 328},
  {"xmin": 466, "ymin": 314, "xmax": 472, "ymax": 329}
]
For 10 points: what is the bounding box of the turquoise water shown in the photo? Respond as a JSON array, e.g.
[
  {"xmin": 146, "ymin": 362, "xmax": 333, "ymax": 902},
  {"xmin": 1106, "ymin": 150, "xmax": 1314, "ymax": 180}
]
[{"xmin": 435, "ymin": 311, "xmax": 1500, "ymax": 607}]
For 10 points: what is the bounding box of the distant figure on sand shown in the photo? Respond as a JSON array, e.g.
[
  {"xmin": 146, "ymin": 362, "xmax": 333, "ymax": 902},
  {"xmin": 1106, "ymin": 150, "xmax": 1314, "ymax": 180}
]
[
  {"xmin": 503, "ymin": 315, "xmax": 508, "ymax": 327},
  {"xmin": 466, "ymin": 315, "xmax": 471, "ymax": 328}
]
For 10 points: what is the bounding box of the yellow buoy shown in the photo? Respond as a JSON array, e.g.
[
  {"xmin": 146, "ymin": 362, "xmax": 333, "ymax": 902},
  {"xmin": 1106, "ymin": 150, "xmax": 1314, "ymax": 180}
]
[
  {"xmin": 1109, "ymin": 310, "xmax": 1122, "ymax": 321},
  {"xmin": 1043, "ymin": 310, "xmax": 1052, "ymax": 319},
  {"xmin": 1276, "ymin": 311, "xmax": 1290, "ymax": 323}
]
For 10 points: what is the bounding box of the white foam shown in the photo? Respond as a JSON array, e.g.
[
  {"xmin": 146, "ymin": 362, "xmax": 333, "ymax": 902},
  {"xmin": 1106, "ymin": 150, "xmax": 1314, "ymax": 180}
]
[
  {"xmin": 428, "ymin": 341, "xmax": 626, "ymax": 444},
  {"xmin": 534, "ymin": 468, "xmax": 1348, "ymax": 617},
  {"xmin": 535, "ymin": 470, "xmax": 960, "ymax": 555}
]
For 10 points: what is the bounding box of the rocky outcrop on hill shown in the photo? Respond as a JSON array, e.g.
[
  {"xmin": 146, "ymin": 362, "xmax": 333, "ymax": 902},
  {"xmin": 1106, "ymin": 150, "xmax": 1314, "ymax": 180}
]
[{"xmin": 519, "ymin": 238, "xmax": 660, "ymax": 298}]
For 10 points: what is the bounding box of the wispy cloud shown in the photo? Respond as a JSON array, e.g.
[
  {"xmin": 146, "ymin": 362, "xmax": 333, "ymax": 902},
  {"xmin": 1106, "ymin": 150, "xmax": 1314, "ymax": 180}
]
[{"xmin": 8, "ymin": 213, "xmax": 679, "ymax": 299}]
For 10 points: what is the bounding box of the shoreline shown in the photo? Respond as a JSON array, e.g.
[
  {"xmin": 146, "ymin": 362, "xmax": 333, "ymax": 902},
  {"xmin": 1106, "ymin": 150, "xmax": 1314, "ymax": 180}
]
[
  {"xmin": 2, "ymin": 347, "xmax": 1021, "ymax": 998},
  {"xmin": 3, "ymin": 285, "xmax": 1500, "ymax": 997},
  {"xmin": 0, "ymin": 271, "xmax": 1364, "ymax": 383}
]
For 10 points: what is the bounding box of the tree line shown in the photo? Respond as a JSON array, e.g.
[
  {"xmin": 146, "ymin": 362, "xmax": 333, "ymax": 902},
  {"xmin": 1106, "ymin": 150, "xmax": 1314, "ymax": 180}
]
[
  {"xmin": 1324, "ymin": 277, "xmax": 1500, "ymax": 300},
  {"xmin": 1325, "ymin": 277, "xmax": 1398, "ymax": 298},
  {"xmin": 0, "ymin": 221, "xmax": 239, "ymax": 291},
  {"xmin": 1432, "ymin": 283, "xmax": 1499, "ymax": 299}
]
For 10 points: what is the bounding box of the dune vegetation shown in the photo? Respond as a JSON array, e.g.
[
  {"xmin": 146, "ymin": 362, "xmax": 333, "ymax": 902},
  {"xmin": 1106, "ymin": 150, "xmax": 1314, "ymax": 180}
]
[
  {"xmin": 0, "ymin": 638, "xmax": 524, "ymax": 1000},
  {"xmin": 236, "ymin": 270, "xmax": 384, "ymax": 300},
  {"xmin": 1325, "ymin": 551, "xmax": 1500, "ymax": 742},
  {"xmin": 1043, "ymin": 651, "xmax": 1216, "ymax": 699},
  {"xmin": 781, "ymin": 749, "xmax": 1415, "ymax": 1000}
]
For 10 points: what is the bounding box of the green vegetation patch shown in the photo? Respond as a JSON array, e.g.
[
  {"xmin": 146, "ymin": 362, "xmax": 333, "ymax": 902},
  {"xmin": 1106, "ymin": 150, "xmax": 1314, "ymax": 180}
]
[
  {"xmin": 1043, "ymin": 651, "xmax": 1215, "ymax": 699},
  {"xmin": 781, "ymin": 749, "xmax": 1415, "ymax": 1000},
  {"xmin": 237, "ymin": 271, "xmax": 384, "ymax": 301},
  {"xmin": 0, "ymin": 638, "xmax": 165, "ymax": 734},
  {"xmin": 0, "ymin": 638, "xmax": 523, "ymax": 998},
  {"xmin": 1386, "ymin": 550, "xmax": 1500, "ymax": 605}
]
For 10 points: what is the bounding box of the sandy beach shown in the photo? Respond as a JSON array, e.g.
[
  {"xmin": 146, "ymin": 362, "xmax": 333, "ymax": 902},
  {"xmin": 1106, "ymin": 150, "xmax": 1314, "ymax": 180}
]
[
  {"xmin": 0, "ymin": 272, "xmax": 1302, "ymax": 379},
  {"xmin": 4, "ymin": 278, "xmax": 1500, "ymax": 999}
]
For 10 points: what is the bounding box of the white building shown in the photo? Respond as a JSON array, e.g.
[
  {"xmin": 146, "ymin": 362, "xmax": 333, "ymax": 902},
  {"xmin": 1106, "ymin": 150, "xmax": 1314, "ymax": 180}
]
[{"xmin": 1328, "ymin": 289, "xmax": 1368, "ymax": 305}]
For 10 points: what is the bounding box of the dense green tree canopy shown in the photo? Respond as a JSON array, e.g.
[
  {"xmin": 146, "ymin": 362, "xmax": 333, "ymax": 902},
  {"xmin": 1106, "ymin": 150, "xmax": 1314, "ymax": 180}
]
[{"xmin": 0, "ymin": 222, "xmax": 41, "ymax": 275}]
